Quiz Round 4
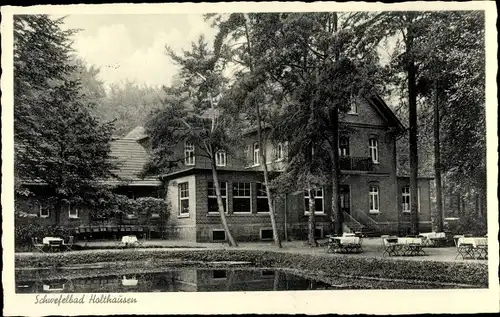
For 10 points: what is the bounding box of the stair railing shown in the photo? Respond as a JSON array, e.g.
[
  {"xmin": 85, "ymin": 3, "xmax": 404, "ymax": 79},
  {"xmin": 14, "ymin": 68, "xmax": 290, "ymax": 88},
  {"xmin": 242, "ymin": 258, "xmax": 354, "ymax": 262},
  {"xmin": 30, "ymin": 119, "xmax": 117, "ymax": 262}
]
[
  {"xmin": 343, "ymin": 212, "xmax": 364, "ymax": 229},
  {"xmin": 355, "ymin": 211, "xmax": 391, "ymax": 231}
]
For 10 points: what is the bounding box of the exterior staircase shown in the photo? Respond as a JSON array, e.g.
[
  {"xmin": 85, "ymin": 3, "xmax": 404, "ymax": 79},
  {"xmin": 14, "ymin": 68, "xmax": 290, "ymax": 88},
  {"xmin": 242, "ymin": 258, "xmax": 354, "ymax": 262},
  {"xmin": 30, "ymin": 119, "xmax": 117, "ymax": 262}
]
[{"xmin": 343, "ymin": 212, "xmax": 385, "ymax": 237}]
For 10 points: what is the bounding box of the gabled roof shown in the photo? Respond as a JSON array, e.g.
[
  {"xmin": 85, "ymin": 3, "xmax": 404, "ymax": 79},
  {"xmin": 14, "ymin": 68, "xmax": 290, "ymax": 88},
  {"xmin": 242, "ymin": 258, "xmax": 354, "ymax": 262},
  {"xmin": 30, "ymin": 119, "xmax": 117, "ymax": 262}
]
[
  {"xmin": 365, "ymin": 94, "xmax": 406, "ymax": 133},
  {"xmin": 107, "ymin": 138, "xmax": 160, "ymax": 186},
  {"xmin": 242, "ymin": 93, "xmax": 405, "ymax": 135}
]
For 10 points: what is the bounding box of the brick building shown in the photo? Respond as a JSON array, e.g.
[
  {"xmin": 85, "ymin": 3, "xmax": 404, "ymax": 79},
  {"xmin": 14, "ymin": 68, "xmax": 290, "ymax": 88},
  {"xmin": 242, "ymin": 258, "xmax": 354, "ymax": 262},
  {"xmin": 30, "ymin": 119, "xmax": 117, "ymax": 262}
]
[
  {"xmin": 16, "ymin": 94, "xmax": 432, "ymax": 241},
  {"xmin": 160, "ymin": 94, "xmax": 432, "ymax": 242}
]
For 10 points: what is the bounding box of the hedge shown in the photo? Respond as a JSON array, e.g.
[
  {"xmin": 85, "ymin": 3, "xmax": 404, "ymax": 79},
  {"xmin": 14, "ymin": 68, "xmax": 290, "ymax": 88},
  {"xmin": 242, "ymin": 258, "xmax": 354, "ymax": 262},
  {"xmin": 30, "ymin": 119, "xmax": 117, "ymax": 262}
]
[{"xmin": 15, "ymin": 249, "xmax": 488, "ymax": 287}]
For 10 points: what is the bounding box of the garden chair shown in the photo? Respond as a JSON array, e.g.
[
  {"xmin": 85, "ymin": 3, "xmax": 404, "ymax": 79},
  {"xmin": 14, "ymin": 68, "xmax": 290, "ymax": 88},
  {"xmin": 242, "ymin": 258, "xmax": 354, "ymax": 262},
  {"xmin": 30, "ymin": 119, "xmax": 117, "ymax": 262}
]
[
  {"xmin": 48, "ymin": 239, "xmax": 62, "ymax": 252},
  {"xmin": 134, "ymin": 234, "xmax": 147, "ymax": 248},
  {"xmin": 380, "ymin": 235, "xmax": 390, "ymax": 248},
  {"xmin": 63, "ymin": 236, "xmax": 74, "ymax": 251},
  {"xmin": 32, "ymin": 237, "xmax": 46, "ymax": 253},
  {"xmin": 382, "ymin": 236, "xmax": 400, "ymax": 257},
  {"xmin": 455, "ymin": 243, "xmax": 474, "ymax": 260}
]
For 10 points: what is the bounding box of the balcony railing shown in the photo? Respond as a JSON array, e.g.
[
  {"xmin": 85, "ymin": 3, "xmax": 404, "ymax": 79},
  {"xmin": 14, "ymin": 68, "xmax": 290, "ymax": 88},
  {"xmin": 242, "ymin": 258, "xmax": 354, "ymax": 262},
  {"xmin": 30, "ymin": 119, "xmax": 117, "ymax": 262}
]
[{"xmin": 339, "ymin": 156, "xmax": 374, "ymax": 171}]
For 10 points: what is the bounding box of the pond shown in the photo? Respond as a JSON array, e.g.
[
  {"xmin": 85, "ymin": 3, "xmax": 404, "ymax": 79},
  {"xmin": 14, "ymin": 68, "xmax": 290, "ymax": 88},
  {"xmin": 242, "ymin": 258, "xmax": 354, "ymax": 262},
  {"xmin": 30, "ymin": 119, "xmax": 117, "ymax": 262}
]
[{"xmin": 15, "ymin": 265, "xmax": 468, "ymax": 293}]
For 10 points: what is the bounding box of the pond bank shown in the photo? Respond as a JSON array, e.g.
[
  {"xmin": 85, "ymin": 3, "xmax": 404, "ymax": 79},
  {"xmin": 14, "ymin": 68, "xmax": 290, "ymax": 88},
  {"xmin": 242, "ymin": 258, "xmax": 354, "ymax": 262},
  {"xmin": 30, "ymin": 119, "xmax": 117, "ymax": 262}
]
[{"xmin": 15, "ymin": 249, "xmax": 488, "ymax": 287}]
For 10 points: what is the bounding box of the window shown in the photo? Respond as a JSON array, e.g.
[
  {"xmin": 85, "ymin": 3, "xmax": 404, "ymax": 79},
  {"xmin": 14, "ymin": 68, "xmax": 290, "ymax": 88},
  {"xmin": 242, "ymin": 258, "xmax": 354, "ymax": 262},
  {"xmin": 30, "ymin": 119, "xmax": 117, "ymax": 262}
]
[
  {"xmin": 178, "ymin": 183, "xmax": 189, "ymax": 215},
  {"xmin": 348, "ymin": 95, "xmax": 358, "ymax": 114},
  {"xmin": 39, "ymin": 204, "xmax": 49, "ymax": 218},
  {"xmin": 253, "ymin": 143, "xmax": 260, "ymax": 165},
  {"xmin": 261, "ymin": 270, "xmax": 275, "ymax": 277},
  {"xmin": 212, "ymin": 229, "xmax": 226, "ymax": 241},
  {"xmin": 184, "ymin": 142, "xmax": 195, "ymax": 166},
  {"xmin": 369, "ymin": 138, "xmax": 378, "ymax": 163},
  {"xmin": 402, "ymin": 186, "xmax": 410, "ymax": 212},
  {"xmin": 315, "ymin": 226, "xmax": 324, "ymax": 239},
  {"xmin": 233, "ymin": 182, "xmax": 251, "ymax": 213},
  {"xmin": 208, "ymin": 182, "xmax": 227, "ymax": 214},
  {"xmin": 402, "ymin": 186, "xmax": 421, "ymax": 213},
  {"xmin": 68, "ymin": 205, "xmax": 79, "ymax": 219},
  {"xmin": 212, "ymin": 269, "xmax": 227, "ymax": 279},
  {"xmin": 276, "ymin": 143, "xmax": 284, "ymax": 161},
  {"xmin": 256, "ymin": 182, "xmax": 269, "ymax": 213},
  {"xmin": 215, "ymin": 150, "xmax": 226, "ymax": 167},
  {"xmin": 304, "ymin": 188, "xmax": 324, "ymax": 214},
  {"xmin": 339, "ymin": 137, "xmax": 350, "ymax": 157},
  {"xmin": 260, "ymin": 228, "xmax": 274, "ymax": 240},
  {"xmin": 369, "ymin": 185, "xmax": 380, "ymax": 213}
]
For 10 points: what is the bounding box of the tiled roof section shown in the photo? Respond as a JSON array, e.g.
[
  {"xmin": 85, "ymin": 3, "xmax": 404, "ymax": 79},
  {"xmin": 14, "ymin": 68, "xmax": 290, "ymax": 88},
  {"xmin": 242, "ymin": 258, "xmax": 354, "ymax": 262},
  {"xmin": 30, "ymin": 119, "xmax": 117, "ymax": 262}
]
[{"xmin": 109, "ymin": 138, "xmax": 161, "ymax": 186}]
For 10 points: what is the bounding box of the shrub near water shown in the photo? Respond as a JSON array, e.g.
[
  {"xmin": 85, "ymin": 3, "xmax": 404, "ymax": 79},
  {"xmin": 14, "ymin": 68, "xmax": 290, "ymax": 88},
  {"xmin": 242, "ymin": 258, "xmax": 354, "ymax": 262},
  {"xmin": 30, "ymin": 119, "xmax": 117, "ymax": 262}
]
[{"xmin": 15, "ymin": 250, "xmax": 488, "ymax": 287}]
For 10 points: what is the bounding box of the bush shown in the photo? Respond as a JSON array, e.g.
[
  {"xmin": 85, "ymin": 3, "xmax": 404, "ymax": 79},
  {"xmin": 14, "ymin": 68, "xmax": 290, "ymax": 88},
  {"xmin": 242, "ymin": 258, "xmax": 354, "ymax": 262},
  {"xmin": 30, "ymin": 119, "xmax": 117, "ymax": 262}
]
[
  {"xmin": 445, "ymin": 214, "xmax": 487, "ymax": 236},
  {"xmin": 15, "ymin": 219, "xmax": 73, "ymax": 249}
]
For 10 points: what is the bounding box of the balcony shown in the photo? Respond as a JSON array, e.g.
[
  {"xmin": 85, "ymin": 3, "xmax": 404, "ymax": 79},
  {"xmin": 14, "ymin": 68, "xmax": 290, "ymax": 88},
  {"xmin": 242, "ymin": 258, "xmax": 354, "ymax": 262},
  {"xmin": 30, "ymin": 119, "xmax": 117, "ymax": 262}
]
[{"xmin": 339, "ymin": 156, "xmax": 374, "ymax": 172}]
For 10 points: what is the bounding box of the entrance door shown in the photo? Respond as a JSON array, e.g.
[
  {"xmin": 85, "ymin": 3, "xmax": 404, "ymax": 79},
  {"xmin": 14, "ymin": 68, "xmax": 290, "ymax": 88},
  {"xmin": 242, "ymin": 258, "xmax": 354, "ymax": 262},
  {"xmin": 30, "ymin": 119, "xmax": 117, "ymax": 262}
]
[{"xmin": 339, "ymin": 185, "xmax": 350, "ymax": 215}]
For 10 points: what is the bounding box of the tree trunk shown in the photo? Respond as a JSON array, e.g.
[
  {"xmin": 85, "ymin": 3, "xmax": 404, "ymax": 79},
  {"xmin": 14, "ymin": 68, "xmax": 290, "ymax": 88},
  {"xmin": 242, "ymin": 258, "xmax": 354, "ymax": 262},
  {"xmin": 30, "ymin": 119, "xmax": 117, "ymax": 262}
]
[
  {"xmin": 307, "ymin": 188, "xmax": 317, "ymax": 247},
  {"xmin": 461, "ymin": 196, "xmax": 466, "ymax": 218},
  {"xmin": 456, "ymin": 192, "xmax": 461, "ymax": 216},
  {"xmin": 433, "ymin": 80, "xmax": 444, "ymax": 232},
  {"xmin": 328, "ymin": 110, "xmax": 342, "ymax": 235},
  {"xmin": 256, "ymin": 104, "xmax": 282, "ymax": 248},
  {"xmin": 243, "ymin": 13, "xmax": 282, "ymax": 248},
  {"xmin": 408, "ymin": 60, "xmax": 419, "ymax": 235},
  {"xmin": 211, "ymin": 160, "xmax": 238, "ymax": 247},
  {"xmin": 330, "ymin": 13, "xmax": 342, "ymax": 236}
]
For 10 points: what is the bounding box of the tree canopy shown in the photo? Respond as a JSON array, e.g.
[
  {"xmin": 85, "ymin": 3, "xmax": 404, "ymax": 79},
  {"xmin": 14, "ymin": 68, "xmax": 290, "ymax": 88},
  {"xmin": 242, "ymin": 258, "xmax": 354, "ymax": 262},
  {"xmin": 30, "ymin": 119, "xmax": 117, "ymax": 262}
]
[{"xmin": 14, "ymin": 15, "xmax": 118, "ymax": 221}]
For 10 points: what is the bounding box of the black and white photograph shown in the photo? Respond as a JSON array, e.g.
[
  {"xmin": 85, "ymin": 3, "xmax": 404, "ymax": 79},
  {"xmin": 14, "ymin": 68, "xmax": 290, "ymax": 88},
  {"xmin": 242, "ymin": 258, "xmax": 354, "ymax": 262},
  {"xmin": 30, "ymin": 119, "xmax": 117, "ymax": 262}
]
[{"xmin": 1, "ymin": 2, "xmax": 498, "ymax": 315}]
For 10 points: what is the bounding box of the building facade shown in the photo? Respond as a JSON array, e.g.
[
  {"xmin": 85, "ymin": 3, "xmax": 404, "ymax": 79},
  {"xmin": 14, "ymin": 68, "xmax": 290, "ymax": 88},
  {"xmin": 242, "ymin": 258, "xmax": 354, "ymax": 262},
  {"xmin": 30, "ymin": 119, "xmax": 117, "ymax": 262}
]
[
  {"xmin": 15, "ymin": 94, "xmax": 433, "ymax": 241},
  {"xmin": 160, "ymin": 94, "xmax": 432, "ymax": 242}
]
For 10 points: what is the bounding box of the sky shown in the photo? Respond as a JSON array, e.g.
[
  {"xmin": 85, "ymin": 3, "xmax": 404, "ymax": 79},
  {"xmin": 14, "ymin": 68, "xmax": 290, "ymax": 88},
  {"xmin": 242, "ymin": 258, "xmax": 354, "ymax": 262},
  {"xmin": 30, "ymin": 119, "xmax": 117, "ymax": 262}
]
[
  {"xmin": 59, "ymin": 14, "xmax": 217, "ymax": 89},
  {"xmin": 59, "ymin": 14, "xmax": 394, "ymax": 91}
]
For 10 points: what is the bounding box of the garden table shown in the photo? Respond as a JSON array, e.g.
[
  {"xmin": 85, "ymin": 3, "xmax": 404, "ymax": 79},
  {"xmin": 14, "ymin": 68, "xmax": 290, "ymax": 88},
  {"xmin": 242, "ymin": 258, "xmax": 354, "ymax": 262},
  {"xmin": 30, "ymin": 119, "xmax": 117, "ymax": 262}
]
[
  {"xmin": 383, "ymin": 237, "xmax": 426, "ymax": 256},
  {"xmin": 382, "ymin": 237, "xmax": 403, "ymax": 256},
  {"xmin": 122, "ymin": 236, "xmax": 137, "ymax": 245},
  {"xmin": 456, "ymin": 237, "xmax": 488, "ymax": 260},
  {"xmin": 122, "ymin": 276, "xmax": 138, "ymax": 286},
  {"xmin": 42, "ymin": 237, "xmax": 63, "ymax": 245},
  {"xmin": 397, "ymin": 237, "xmax": 426, "ymax": 256},
  {"xmin": 42, "ymin": 237, "xmax": 63, "ymax": 252},
  {"xmin": 327, "ymin": 236, "xmax": 363, "ymax": 253},
  {"xmin": 419, "ymin": 232, "xmax": 447, "ymax": 247}
]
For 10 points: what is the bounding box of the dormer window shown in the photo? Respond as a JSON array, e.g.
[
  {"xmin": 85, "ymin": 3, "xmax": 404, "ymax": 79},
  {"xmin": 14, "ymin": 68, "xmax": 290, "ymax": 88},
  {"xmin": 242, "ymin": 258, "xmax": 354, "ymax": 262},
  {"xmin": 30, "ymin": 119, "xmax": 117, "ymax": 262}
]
[
  {"xmin": 253, "ymin": 143, "xmax": 260, "ymax": 166},
  {"xmin": 215, "ymin": 150, "xmax": 226, "ymax": 167},
  {"xmin": 68, "ymin": 205, "xmax": 79, "ymax": 219},
  {"xmin": 184, "ymin": 142, "xmax": 195, "ymax": 166},
  {"xmin": 348, "ymin": 95, "xmax": 358, "ymax": 114},
  {"xmin": 276, "ymin": 142, "xmax": 284, "ymax": 161}
]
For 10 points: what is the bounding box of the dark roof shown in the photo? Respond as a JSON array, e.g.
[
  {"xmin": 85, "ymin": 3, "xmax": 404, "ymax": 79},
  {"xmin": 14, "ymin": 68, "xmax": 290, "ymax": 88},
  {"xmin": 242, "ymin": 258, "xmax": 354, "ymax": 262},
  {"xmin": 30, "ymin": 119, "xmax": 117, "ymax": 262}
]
[
  {"xmin": 107, "ymin": 138, "xmax": 160, "ymax": 186},
  {"xmin": 365, "ymin": 94, "xmax": 406, "ymax": 133},
  {"xmin": 242, "ymin": 94, "xmax": 405, "ymax": 136}
]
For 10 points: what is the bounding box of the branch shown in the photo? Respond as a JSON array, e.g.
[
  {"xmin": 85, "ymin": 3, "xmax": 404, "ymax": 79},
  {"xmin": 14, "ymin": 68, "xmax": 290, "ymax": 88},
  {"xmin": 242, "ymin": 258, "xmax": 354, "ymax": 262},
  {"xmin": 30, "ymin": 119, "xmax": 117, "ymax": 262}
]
[
  {"xmin": 307, "ymin": 44, "xmax": 327, "ymax": 60},
  {"xmin": 180, "ymin": 119, "xmax": 192, "ymax": 129}
]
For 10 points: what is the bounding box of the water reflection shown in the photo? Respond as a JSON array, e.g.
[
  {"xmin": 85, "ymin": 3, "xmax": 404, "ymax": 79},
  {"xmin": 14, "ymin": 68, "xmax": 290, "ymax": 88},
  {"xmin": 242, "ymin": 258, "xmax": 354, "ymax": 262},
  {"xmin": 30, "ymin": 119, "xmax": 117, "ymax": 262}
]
[{"xmin": 16, "ymin": 268, "xmax": 335, "ymax": 293}]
